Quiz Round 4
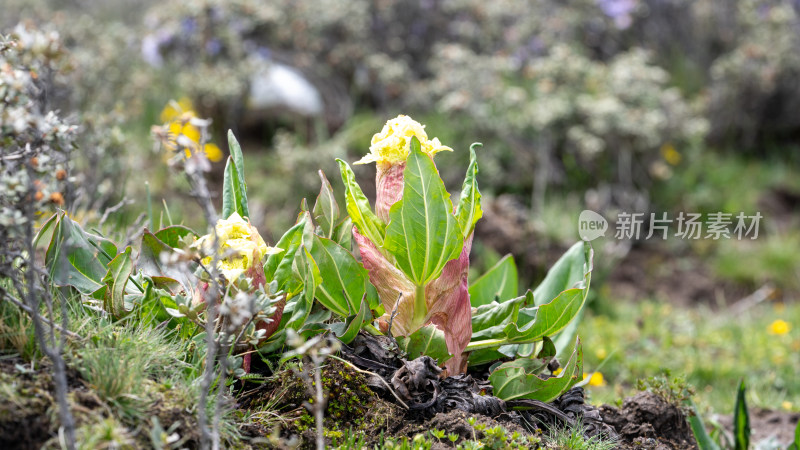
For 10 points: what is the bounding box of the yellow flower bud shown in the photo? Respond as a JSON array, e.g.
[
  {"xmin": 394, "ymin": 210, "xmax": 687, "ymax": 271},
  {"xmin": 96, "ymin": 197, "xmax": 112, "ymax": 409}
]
[
  {"xmin": 356, "ymin": 115, "xmax": 452, "ymax": 166},
  {"xmin": 195, "ymin": 212, "xmax": 282, "ymax": 282}
]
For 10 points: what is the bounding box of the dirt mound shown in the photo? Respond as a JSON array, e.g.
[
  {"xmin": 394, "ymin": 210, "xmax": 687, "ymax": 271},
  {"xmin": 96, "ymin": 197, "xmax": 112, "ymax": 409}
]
[
  {"xmin": 600, "ymin": 391, "xmax": 698, "ymax": 449},
  {"xmin": 717, "ymin": 407, "xmax": 800, "ymax": 447}
]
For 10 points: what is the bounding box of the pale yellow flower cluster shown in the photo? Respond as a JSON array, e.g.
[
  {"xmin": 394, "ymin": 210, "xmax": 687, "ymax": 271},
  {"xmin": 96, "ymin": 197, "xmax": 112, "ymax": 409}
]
[
  {"xmin": 159, "ymin": 98, "xmax": 223, "ymax": 162},
  {"xmin": 355, "ymin": 115, "xmax": 452, "ymax": 166},
  {"xmin": 195, "ymin": 213, "xmax": 282, "ymax": 282}
]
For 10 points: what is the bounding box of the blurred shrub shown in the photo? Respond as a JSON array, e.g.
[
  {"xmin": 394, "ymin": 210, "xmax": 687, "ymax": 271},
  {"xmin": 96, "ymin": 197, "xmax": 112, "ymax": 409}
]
[
  {"xmin": 708, "ymin": 0, "xmax": 800, "ymax": 151},
  {"xmin": 419, "ymin": 42, "xmax": 707, "ymax": 207},
  {"xmin": 1, "ymin": 25, "xmax": 75, "ymax": 255}
]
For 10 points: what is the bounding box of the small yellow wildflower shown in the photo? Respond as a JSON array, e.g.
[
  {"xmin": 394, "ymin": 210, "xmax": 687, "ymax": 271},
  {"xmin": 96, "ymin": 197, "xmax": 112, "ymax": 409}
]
[
  {"xmin": 158, "ymin": 99, "xmax": 224, "ymax": 162},
  {"xmin": 768, "ymin": 319, "xmax": 791, "ymax": 335},
  {"xmin": 583, "ymin": 372, "xmax": 606, "ymax": 387},
  {"xmin": 782, "ymin": 401, "xmax": 793, "ymax": 411},
  {"xmin": 356, "ymin": 115, "xmax": 452, "ymax": 166},
  {"xmin": 595, "ymin": 348, "xmax": 607, "ymax": 360},
  {"xmin": 194, "ymin": 212, "xmax": 282, "ymax": 282},
  {"xmin": 160, "ymin": 97, "xmax": 194, "ymax": 123},
  {"xmin": 660, "ymin": 143, "xmax": 682, "ymax": 166}
]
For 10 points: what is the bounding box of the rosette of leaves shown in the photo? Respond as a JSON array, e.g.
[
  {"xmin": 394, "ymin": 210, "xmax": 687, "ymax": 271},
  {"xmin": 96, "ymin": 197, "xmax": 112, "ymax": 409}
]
[
  {"xmin": 468, "ymin": 242, "xmax": 593, "ymax": 402},
  {"xmin": 338, "ymin": 131, "xmax": 481, "ymax": 374}
]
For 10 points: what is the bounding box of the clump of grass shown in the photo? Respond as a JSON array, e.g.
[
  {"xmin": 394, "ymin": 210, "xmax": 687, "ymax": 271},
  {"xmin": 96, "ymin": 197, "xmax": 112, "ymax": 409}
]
[
  {"xmin": 0, "ymin": 299, "xmax": 38, "ymax": 360},
  {"xmin": 72, "ymin": 321, "xmax": 190, "ymax": 420},
  {"xmin": 636, "ymin": 369, "xmax": 696, "ymax": 414},
  {"xmin": 546, "ymin": 419, "xmax": 618, "ymax": 450}
]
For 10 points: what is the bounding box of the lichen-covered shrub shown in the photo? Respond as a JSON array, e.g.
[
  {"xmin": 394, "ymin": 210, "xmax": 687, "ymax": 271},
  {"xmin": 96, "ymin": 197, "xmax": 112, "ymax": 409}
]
[{"xmin": 0, "ymin": 25, "xmax": 75, "ymax": 240}]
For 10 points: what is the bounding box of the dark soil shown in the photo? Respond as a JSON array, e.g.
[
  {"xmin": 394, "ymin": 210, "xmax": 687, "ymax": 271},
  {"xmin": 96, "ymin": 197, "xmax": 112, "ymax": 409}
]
[
  {"xmin": 718, "ymin": 407, "xmax": 800, "ymax": 447},
  {"xmin": 601, "ymin": 391, "xmax": 698, "ymax": 449},
  {"xmin": 249, "ymin": 332, "xmax": 704, "ymax": 448}
]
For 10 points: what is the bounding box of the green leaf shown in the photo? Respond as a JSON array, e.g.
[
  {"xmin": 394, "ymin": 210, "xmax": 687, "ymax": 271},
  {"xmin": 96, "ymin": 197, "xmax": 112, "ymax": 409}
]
[
  {"xmin": 790, "ymin": 418, "xmax": 800, "ymax": 450},
  {"xmin": 137, "ymin": 229, "xmax": 194, "ymax": 290},
  {"xmin": 337, "ymin": 159, "xmax": 385, "ymax": 246},
  {"xmin": 313, "ymin": 170, "xmax": 339, "ymax": 239},
  {"xmin": 734, "ymin": 380, "xmax": 750, "ymax": 450},
  {"xmin": 33, "ymin": 212, "xmax": 58, "ymax": 250},
  {"xmin": 44, "ymin": 212, "xmax": 116, "ymax": 297},
  {"xmin": 533, "ymin": 242, "xmax": 590, "ymax": 306},
  {"xmin": 221, "ymin": 130, "xmax": 249, "ymax": 219},
  {"xmin": 396, "ymin": 324, "xmax": 452, "ymax": 365},
  {"xmin": 383, "ymin": 137, "xmax": 463, "ymax": 285},
  {"xmin": 102, "ymin": 246, "xmax": 133, "ymax": 319},
  {"xmin": 154, "ymin": 225, "xmax": 196, "ymax": 248},
  {"xmin": 471, "ymin": 294, "xmax": 526, "ymax": 335},
  {"xmin": 326, "ymin": 294, "xmax": 371, "ymax": 344},
  {"xmin": 259, "ymin": 247, "xmax": 318, "ymax": 353},
  {"xmin": 455, "ymin": 143, "xmax": 482, "ymax": 238},
  {"xmin": 502, "ymin": 285, "xmax": 588, "ymax": 345},
  {"xmin": 482, "ymin": 243, "xmax": 592, "ymax": 350},
  {"xmin": 222, "ymin": 157, "xmax": 245, "ymax": 220},
  {"xmin": 469, "ymin": 254, "xmax": 518, "ymax": 307},
  {"xmin": 264, "ymin": 217, "xmax": 307, "ymax": 292},
  {"xmin": 333, "ymin": 216, "xmax": 353, "ymax": 248},
  {"xmin": 489, "ymin": 337, "xmax": 582, "ymax": 402},
  {"xmin": 309, "ymin": 235, "xmax": 369, "ymax": 317},
  {"xmin": 687, "ymin": 399, "xmax": 721, "ymax": 450}
]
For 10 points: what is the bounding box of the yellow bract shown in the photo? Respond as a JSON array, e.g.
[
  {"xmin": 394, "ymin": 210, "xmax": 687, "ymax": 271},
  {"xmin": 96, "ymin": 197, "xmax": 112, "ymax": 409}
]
[
  {"xmin": 355, "ymin": 114, "xmax": 453, "ymax": 166},
  {"xmin": 159, "ymin": 98, "xmax": 224, "ymax": 162},
  {"xmin": 768, "ymin": 319, "xmax": 791, "ymax": 335},
  {"xmin": 195, "ymin": 212, "xmax": 282, "ymax": 282}
]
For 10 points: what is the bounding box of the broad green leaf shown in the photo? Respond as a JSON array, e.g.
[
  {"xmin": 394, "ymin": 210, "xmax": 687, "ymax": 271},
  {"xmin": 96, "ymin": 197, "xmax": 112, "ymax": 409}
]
[
  {"xmin": 533, "ymin": 242, "xmax": 590, "ymax": 306},
  {"xmin": 502, "ymin": 286, "xmax": 588, "ymax": 345},
  {"xmin": 333, "ymin": 216, "xmax": 353, "ymax": 249},
  {"xmin": 222, "ymin": 156, "xmax": 246, "ymax": 220},
  {"xmin": 326, "ymin": 294, "xmax": 371, "ymax": 344},
  {"xmin": 337, "ymin": 159, "xmax": 385, "ymax": 246},
  {"xmin": 396, "ymin": 324, "xmax": 452, "ymax": 365},
  {"xmin": 264, "ymin": 217, "xmax": 307, "ymax": 292},
  {"xmin": 687, "ymin": 400, "xmax": 721, "ymax": 450},
  {"xmin": 489, "ymin": 337, "xmax": 582, "ymax": 402},
  {"xmin": 471, "ymin": 294, "xmax": 526, "ymax": 334},
  {"xmin": 455, "ymin": 143, "xmax": 482, "ymax": 238},
  {"xmin": 102, "ymin": 246, "xmax": 133, "ymax": 319},
  {"xmin": 137, "ymin": 229, "xmax": 194, "ymax": 290},
  {"xmin": 553, "ymin": 308, "xmax": 584, "ymax": 360},
  {"xmin": 313, "ymin": 170, "xmax": 339, "ymax": 239},
  {"xmin": 222, "ymin": 131, "xmax": 250, "ymax": 219},
  {"xmin": 44, "ymin": 212, "xmax": 116, "ymax": 297},
  {"xmin": 469, "ymin": 254, "xmax": 518, "ymax": 307},
  {"xmin": 383, "ymin": 137, "xmax": 463, "ymax": 285},
  {"xmin": 309, "ymin": 235, "xmax": 368, "ymax": 317},
  {"xmin": 154, "ymin": 225, "xmax": 196, "ymax": 248},
  {"xmin": 733, "ymin": 380, "xmax": 750, "ymax": 450},
  {"xmin": 468, "ymin": 348, "xmax": 507, "ymax": 367},
  {"xmin": 469, "ymin": 291, "xmax": 534, "ymax": 341}
]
